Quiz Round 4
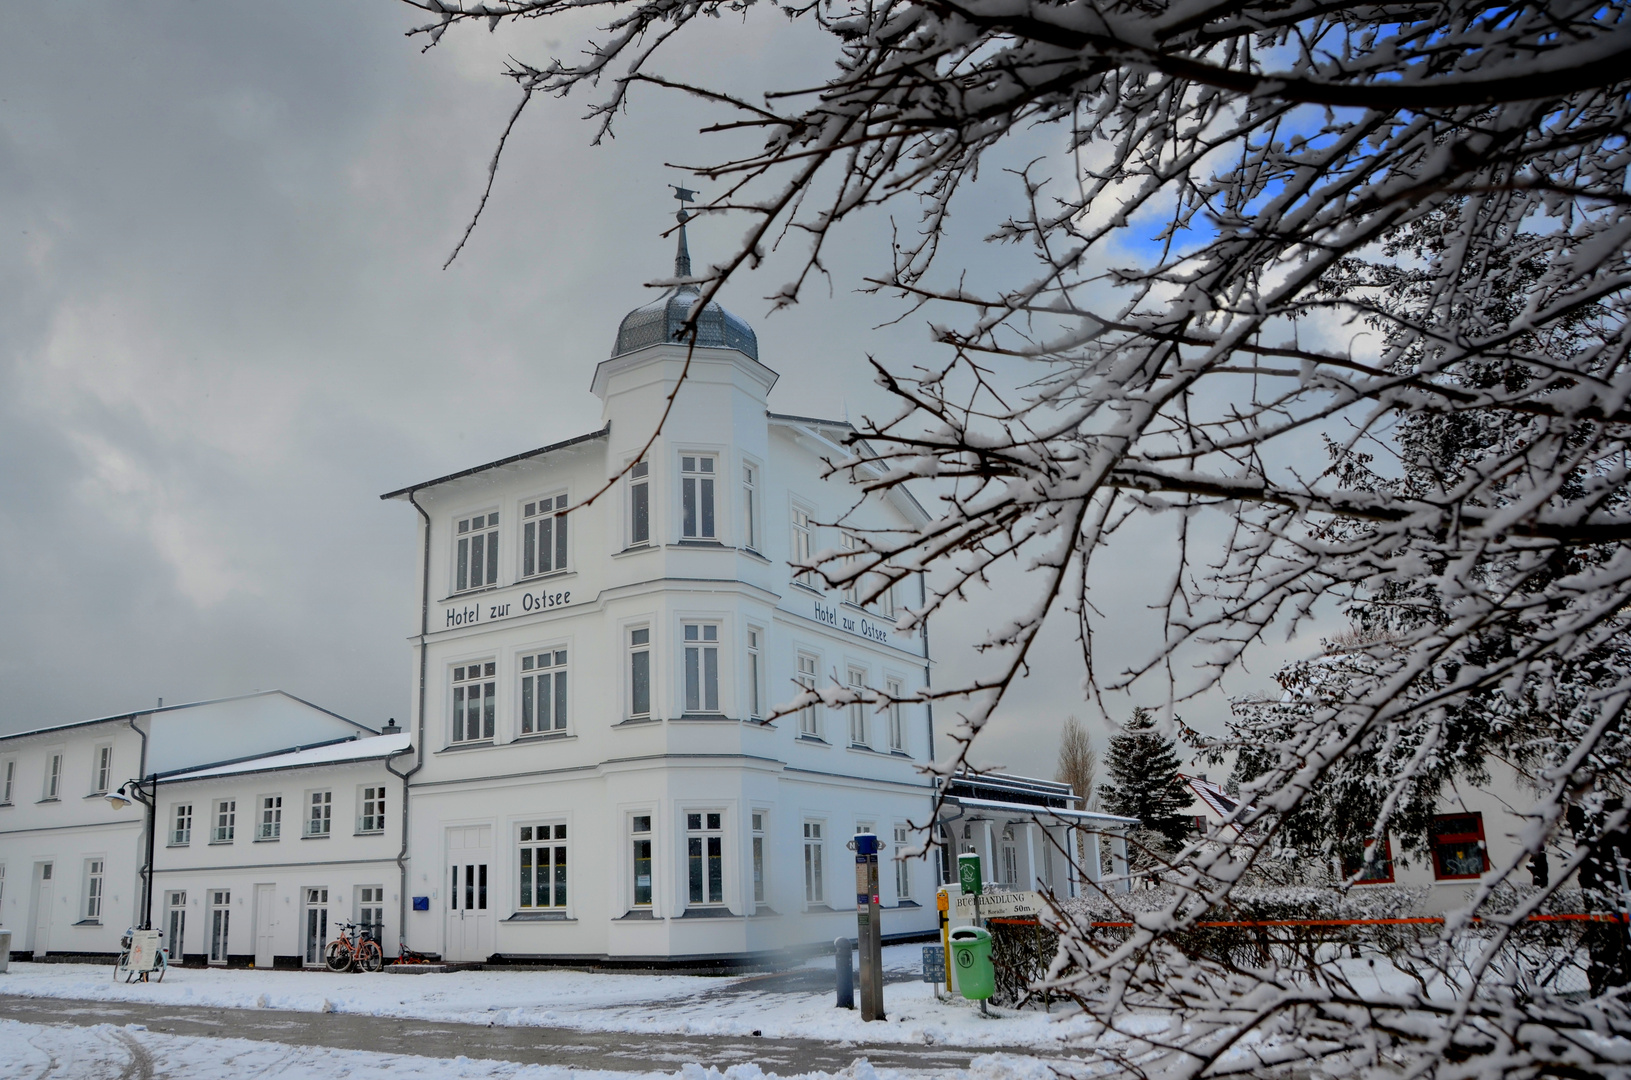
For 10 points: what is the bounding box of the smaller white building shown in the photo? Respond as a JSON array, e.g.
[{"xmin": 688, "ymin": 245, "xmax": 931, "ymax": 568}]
[
  {"xmin": 0, "ymin": 692, "xmax": 373, "ymax": 961},
  {"xmin": 155, "ymin": 730, "xmax": 410, "ymax": 967}
]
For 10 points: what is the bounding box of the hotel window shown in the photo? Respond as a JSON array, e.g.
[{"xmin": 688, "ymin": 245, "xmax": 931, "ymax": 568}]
[
  {"xmin": 752, "ymin": 811, "xmax": 767, "ymax": 905},
  {"xmin": 886, "ymin": 679, "xmax": 905, "ymax": 752},
  {"xmin": 306, "ymin": 790, "xmax": 333, "ymax": 837},
  {"xmin": 358, "ymin": 786, "xmax": 386, "ymax": 834},
  {"xmin": 803, "ymin": 821, "xmax": 825, "ymax": 904},
  {"xmin": 746, "ymin": 628, "xmax": 765, "ymax": 721},
  {"xmin": 847, "ymin": 668, "xmax": 868, "ymax": 746},
  {"xmin": 84, "ymin": 858, "xmax": 104, "ymax": 921},
  {"xmin": 629, "ymin": 461, "xmax": 651, "ymax": 546},
  {"xmin": 3, "ymin": 758, "xmax": 16, "ymax": 804},
  {"xmin": 840, "ymin": 533, "xmax": 861, "ymax": 604},
  {"xmin": 688, "ymin": 812, "xmax": 725, "ymax": 906},
  {"xmin": 171, "ymin": 803, "xmax": 192, "ymax": 845},
  {"xmin": 1430, "ymin": 813, "xmax": 1489, "ymax": 880},
  {"xmin": 876, "ymin": 577, "xmax": 896, "ymax": 618},
  {"xmin": 631, "ymin": 815, "xmax": 653, "ymax": 907},
  {"xmin": 791, "ymin": 507, "xmax": 814, "ymax": 586},
  {"xmin": 452, "ymin": 661, "xmax": 496, "ymax": 743},
  {"xmin": 741, "ymin": 464, "xmax": 759, "ymax": 550},
  {"xmin": 683, "ymin": 623, "xmax": 720, "ymax": 714},
  {"xmin": 681, "ymin": 455, "xmax": 716, "ymax": 539},
  {"xmin": 523, "ymin": 494, "xmax": 569, "ymax": 577},
  {"xmin": 455, "ymin": 511, "xmax": 500, "ymax": 592},
  {"xmin": 258, "ymin": 795, "xmax": 282, "ymax": 840},
  {"xmin": 92, "ymin": 745, "xmax": 113, "ymax": 795},
  {"xmin": 45, "ymin": 753, "xmax": 62, "ymax": 800},
  {"xmin": 797, "ymin": 653, "xmax": 820, "ymax": 737},
  {"xmin": 894, "ymin": 825, "xmax": 912, "ymax": 900},
  {"xmin": 212, "ymin": 799, "xmax": 236, "ymax": 843},
  {"xmin": 519, "ymin": 823, "xmax": 567, "ymax": 910},
  {"xmin": 358, "ymin": 886, "xmax": 385, "ymax": 944},
  {"xmin": 628, "ymin": 627, "xmax": 652, "ymax": 719},
  {"xmin": 520, "ymin": 649, "xmax": 568, "ymax": 735}
]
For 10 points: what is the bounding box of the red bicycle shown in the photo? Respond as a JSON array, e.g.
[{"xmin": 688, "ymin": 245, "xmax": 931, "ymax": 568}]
[{"xmin": 324, "ymin": 921, "xmax": 383, "ymax": 973}]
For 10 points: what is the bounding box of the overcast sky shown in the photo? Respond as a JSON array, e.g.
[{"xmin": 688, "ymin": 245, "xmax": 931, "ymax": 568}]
[{"xmin": 0, "ymin": 2, "xmax": 1339, "ymax": 780}]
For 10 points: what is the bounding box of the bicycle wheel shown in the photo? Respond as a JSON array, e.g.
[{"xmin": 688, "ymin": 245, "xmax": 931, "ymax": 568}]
[
  {"xmin": 325, "ymin": 941, "xmax": 353, "ymax": 972},
  {"xmin": 357, "ymin": 940, "xmax": 383, "ymax": 973},
  {"xmin": 150, "ymin": 950, "xmax": 167, "ymax": 983},
  {"xmin": 114, "ymin": 952, "xmax": 129, "ymax": 983}
]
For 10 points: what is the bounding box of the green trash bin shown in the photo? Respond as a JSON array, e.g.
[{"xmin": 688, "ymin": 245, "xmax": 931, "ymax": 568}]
[{"xmin": 949, "ymin": 926, "xmax": 994, "ymax": 1001}]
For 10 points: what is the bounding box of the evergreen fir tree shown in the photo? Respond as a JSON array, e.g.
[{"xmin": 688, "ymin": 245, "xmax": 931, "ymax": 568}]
[{"xmin": 1098, "ymin": 708, "xmax": 1192, "ymax": 846}]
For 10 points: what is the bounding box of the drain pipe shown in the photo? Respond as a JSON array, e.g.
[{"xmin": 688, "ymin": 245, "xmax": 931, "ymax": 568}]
[
  {"xmin": 386, "ymin": 488, "xmax": 433, "ymax": 959},
  {"xmin": 125, "ymin": 713, "xmax": 150, "ymax": 929}
]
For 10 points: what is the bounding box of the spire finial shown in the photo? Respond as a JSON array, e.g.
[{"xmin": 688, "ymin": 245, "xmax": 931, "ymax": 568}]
[{"xmin": 670, "ymin": 184, "xmax": 696, "ymax": 279}]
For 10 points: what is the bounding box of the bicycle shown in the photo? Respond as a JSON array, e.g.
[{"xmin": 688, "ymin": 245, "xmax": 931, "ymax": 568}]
[
  {"xmin": 113, "ymin": 928, "xmax": 168, "ymax": 983},
  {"xmin": 325, "ymin": 920, "xmax": 383, "ymax": 973}
]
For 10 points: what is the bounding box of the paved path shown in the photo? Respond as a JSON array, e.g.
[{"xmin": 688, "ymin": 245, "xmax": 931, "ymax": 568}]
[{"xmin": 0, "ymin": 994, "xmax": 1065, "ymax": 1075}]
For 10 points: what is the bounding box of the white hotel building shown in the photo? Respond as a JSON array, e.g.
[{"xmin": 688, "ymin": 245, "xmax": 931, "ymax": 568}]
[{"xmin": 381, "ymin": 222, "xmax": 942, "ymax": 964}]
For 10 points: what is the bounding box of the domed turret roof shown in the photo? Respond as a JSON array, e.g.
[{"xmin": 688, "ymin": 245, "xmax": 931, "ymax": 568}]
[{"xmin": 610, "ymin": 210, "xmax": 759, "ymax": 362}]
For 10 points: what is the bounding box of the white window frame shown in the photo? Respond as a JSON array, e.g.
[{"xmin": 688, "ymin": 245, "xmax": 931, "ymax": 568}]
[
  {"xmin": 684, "ymin": 809, "xmax": 727, "ymax": 907},
  {"xmin": 746, "ymin": 627, "xmax": 765, "ymax": 721},
  {"xmin": 751, "ymin": 810, "xmax": 768, "ymax": 907},
  {"xmin": 630, "ymin": 812, "xmax": 655, "ymax": 909},
  {"xmin": 628, "ymin": 625, "xmax": 652, "ymax": 720},
  {"xmin": 91, "ymin": 745, "xmax": 113, "ymax": 795},
  {"xmin": 847, "ymin": 667, "xmax": 868, "ymax": 747},
  {"xmin": 211, "ymin": 799, "xmax": 236, "ymax": 844},
  {"xmin": 454, "ymin": 509, "xmax": 500, "ymax": 593},
  {"xmin": 44, "ymin": 752, "xmax": 62, "ymax": 800},
  {"xmin": 894, "ymin": 824, "xmax": 912, "ymax": 901},
  {"xmin": 83, "ymin": 857, "xmax": 105, "ymax": 922},
  {"xmin": 680, "ymin": 453, "xmax": 718, "ymax": 540},
  {"xmin": 357, "ymin": 785, "xmax": 386, "ymax": 834},
  {"xmin": 803, "ymin": 820, "xmax": 826, "ymax": 906},
  {"xmin": 790, "ymin": 504, "xmax": 815, "ymax": 587},
  {"xmin": 519, "ymin": 646, "xmax": 569, "ymax": 736},
  {"xmin": 840, "ymin": 532, "xmax": 861, "ymax": 604},
  {"xmin": 305, "ymin": 790, "xmax": 333, "ymax": 838},
  {"xmin": 628, "ymin": 460, "xmax": 651, "ymax": 547},
  {"xmin": 2, "ymin": 758, "xmax": 15, "ymax": 805},
  {"xmin": 257, "ymin": 795, "xmax": 282, "ymax": 841},
  {"xmin": 209, "ymin": 889, "xmax": 231, "ymax": 964},
  {"xmin": 357, "ymin": 885, "xmax": 386, "ymax": 944},
  {"xmin": 450, "ymin": 660, "xmax": 497, "ymax": 744},
  {"xmin": 797, "ymin": 652, "xmax": 820, "ymax": 738},
  {"xmin": 171, "ymin": 803, "xmax": 193, "ymax": 846},
  {"xmin": 682, "ymin": 622, "xmax": 721, "ymax": 714},
  {"xmin": 885, "ymin": 677, "xmax": 906, "ymax": 753},
  {"xmin": 518, "ymin": 821, "xmax": 569, "ymax": 912},
  {"xmin": 522, "ymin": 492, "xmax": 570, "ymax": 578},
  {"xmin": 741, "ymin": 461, "xmax": 760, "ymax": 551}
]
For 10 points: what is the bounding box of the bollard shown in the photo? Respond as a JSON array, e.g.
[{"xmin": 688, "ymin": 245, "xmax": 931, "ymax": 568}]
[{"xmin": 835, "ymin": 936, "xmax": 855, "ymax": 1009}]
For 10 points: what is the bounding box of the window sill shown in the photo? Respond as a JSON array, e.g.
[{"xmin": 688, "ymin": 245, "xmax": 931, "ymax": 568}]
[
  {"xmin": 790, "ymin": 581, "xmax": 824, "ymax": 596},
  {"xmin": 671, "ymin": 539, "xmax": 725, "ymax": 548},
  {"xmin": 676, "ymin": 907, "xmax": 741, "ymax": 920},
  {"xmin": 518, "ymin": 569, "xmax": 576, "ymax": 585},
  {"xmin": 513, "ymin": 731, "xmax": 575, "ymax": 743},
  {"xmin": 747, "ymin": 906, "xmax": 780, "ymax": 918},
  {"xmin": 38, "ymin": 798, "xmax": 61, "ymax": 804},
  {"xmin": 1432, "ymin": 874, "xmax": 1485, "ymax": 882},
  {"xmin": 438, "ymin": 741, "xmax": 496, "ymax": 753},
  {"xmin": 887, "ymin": 749, "xmax": 912, "ymax": 759},
  {"xmin": 616, "ymin": 909, "xmax": 657, "ymax": 921},
  {"xmin": 893, "ymin": 900, "xmax": 922, "ymax": 909},
  {"xmin": 847, "ymin": 743, "xmax": 880, "ymax": 753},
  {"xmin": 614, "ymin": 717, "xmax": 661, "ymax": 728},
  {"xmin": 738, "ymin": 547, "xmax": 770, "ymax": 564},
  {"xmin": 255, "ymin": 836, "xmax": 282, "ymax": 843},
  {"xmin": 85, "ymin": 792, "xmax": 110, "ymax": 800},
  {"xmin": 613, "ymin": 544, "xmax": 656, "ymax": 558},
  {"xmin": 209, "ymin": 840, "xmax": 235, "ymax": 846},
  {"xmin": 674, "ymin": 713, "xmax": 739, "ymax": 723},
  {"xmin": 442, "ymin": 585, "xmax": 500, "ymax": 602},
  {"xmin": 354, "ymin": 830, "xmax": 385, "ymax": 837},
  {"xmin": 74, "ymin": 919, "xmax": 102, "ymax": 927},
  {"xmin": 796, "ymin": 735, "xmax": 830, "ymax": 746},
  {"xmin": 302, "ymin": 832, "xmax": 332, "ymax": 840},
  {"xmin": 507, "ymin": 912, "xmax": 575, "ymax": 922}
]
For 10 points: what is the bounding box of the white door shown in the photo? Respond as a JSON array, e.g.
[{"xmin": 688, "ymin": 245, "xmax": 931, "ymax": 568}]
[
  {"xmin": 253, "ymin": 884, "xmax": 276, "ymax": 969},
  {"xmin": 209, "ymin": 890, "xmax": 231, "ymax": 964},
  {"xmin": 303, "ymin": 888, "xmax": 329, "ymax": 966},
  {"xmin": 30, "ymin": 863, "xmax": 54, "ymax": 958},
  {"xmin": 445, "ymin": 826, "xmax": 493, "ymax": 962}
]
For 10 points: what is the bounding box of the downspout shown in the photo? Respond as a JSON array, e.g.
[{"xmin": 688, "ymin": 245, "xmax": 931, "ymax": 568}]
[
  {"xmin": 125, "ymin": 714, "xmax": 150, "ymax": 929},
  {"xmin": 386, "ymin": 488, "xmax": 432, "ymax": 959},
  {"xmin": 919, "ymin": 570, "xmax": 940, "ymax": 880}
]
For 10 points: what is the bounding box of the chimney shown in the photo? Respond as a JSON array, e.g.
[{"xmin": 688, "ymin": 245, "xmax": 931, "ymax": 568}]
[{"xmin": 381, "ymin": 719, "xmax": 400, "ymax": 735}]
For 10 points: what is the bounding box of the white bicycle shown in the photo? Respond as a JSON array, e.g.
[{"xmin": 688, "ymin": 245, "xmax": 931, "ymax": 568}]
[{"xmin": 113, "ymin": 927, "xmax": 167, "ymax": 983}]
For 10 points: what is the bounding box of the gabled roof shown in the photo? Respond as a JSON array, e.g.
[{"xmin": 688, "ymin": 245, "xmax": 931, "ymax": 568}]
[
  {"xmin": 164, "ymin": 731, "xmax": 413, "ymax": 782},
  {"xmin": 1181, "ymin": 774, "xmax": 1254, "ymax": 833},
  {"xmin": 0, "ymin": 690, "xmax": 371, "ymax": 745},
  {"xmin": 379, "ymin": 426, "xmax": 610, "ymax": 501}
]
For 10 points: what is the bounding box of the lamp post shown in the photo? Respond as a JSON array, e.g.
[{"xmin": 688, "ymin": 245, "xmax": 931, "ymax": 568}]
[{"xmin": 107, "ymin": 776, "xmax": 158, "ymax": 930}]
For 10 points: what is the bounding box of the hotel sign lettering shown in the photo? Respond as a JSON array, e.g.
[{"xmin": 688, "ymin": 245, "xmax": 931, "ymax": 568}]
[
  {"xmin": 812, "ymin": 600, "xmax": 892, "ymax": 645},
  {"xmin": 444, "ymin": 586, "xmax": 573, "ymax": 630}
]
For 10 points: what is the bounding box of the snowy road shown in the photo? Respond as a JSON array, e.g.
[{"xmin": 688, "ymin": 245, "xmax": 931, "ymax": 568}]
[{"xmin": 0, "ymin": 994, "xmax": 1064, "ymax": 1075}]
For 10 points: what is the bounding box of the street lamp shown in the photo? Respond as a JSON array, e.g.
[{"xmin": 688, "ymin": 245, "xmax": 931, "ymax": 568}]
[{"xmin": 107, "ymin": 776, "xmax": 159, "ymax": 930}]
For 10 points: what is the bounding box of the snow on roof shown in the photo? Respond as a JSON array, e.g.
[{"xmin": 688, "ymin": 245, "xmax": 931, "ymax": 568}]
[
  {"xmin": 944, "ymin": 794, "xmax": 1138, "ymax": 826},
  {"xmin": 1181, "ymin": 774, "xmax": 1255, "ymax": 830},
  {"xmin": 166, "ymin": 732, "xmax": 412, "ymax": 782},
  {"xmin": 0, "ymin": 689, "xmax": 368, "ymax": 745}
]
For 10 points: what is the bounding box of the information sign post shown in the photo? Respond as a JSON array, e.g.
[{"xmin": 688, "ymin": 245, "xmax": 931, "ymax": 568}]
[
  {"xmin": 852, "ymin": 833, "xmax": 885, "ymax": 1021},
  {"xmin": 958, "ymin": 852, "xmax": 984, "ymax": 928}
]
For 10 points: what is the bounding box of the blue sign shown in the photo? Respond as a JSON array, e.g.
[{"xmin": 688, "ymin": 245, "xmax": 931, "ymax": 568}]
[{"xmin": 412, "ymin": 896, "xmax": 430, "ymax": 911}]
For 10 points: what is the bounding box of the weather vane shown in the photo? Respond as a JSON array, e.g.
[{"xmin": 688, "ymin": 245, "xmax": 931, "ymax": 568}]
[{"xmin": 670, "ymin": 184, "xmax": 697, "ymax": 224}]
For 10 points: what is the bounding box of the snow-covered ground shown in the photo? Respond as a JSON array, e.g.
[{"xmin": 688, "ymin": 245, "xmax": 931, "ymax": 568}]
[
  {"xmin": 0, "ymin": 1018, "xmax": 1072, "ymax": 1080},
  {"xmin": 0, "ymin": 945, "xmax": 1100, "ymax": 1050}
]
